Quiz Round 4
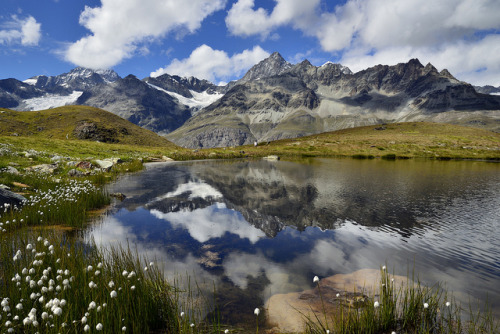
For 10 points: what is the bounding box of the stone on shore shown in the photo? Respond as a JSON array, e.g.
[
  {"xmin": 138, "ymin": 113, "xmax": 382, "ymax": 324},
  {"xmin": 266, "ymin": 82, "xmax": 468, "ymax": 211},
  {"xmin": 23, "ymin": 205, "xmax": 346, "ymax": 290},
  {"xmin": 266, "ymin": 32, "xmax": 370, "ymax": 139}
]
[{"xmin": 0, "ymin": 188, "xmax": 27, "ymax": 208}]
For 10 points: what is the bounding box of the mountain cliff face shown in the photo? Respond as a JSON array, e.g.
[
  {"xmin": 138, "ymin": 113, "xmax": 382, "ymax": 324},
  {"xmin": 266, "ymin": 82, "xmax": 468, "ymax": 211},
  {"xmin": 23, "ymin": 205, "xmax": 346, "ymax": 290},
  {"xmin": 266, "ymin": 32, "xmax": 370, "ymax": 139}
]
[
  {"xmin": 0, "ymin": 79, "xmax": 46, "ymax": 108},
  {"xmin": 166, "ymin": 55, "xmax": 500, "ymax": 148},
  {"xmin": 76, "ymin": 75, "xmax": 192, "ymax": 135}
]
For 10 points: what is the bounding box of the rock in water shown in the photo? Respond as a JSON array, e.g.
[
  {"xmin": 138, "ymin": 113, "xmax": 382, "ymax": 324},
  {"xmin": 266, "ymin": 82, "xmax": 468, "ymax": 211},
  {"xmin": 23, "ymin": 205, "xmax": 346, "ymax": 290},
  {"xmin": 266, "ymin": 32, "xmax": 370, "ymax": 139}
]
[{"xmin": 265, "ymin": 269, "xmax": 408, "ymax": 333}]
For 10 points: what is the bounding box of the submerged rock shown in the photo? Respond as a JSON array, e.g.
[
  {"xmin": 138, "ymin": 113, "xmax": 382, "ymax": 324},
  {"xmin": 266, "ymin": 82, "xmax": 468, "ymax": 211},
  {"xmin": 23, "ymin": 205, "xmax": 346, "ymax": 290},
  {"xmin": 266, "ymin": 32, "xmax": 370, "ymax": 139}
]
[{"xmin": 265, "ymin": 269, "xmax": 407, "ymax": 333}]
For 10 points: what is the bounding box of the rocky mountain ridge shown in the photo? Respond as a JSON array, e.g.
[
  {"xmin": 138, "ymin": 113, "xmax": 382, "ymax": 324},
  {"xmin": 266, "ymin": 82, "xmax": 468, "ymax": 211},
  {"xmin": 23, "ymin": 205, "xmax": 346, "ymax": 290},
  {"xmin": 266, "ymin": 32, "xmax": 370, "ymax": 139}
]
[
  {"xmin": 166, "ymin": 55, "xmax": 500, "ymax": 148},
  {"xmin": 1, "ymin": 53, "xmax": 499, "ymax": 148}
]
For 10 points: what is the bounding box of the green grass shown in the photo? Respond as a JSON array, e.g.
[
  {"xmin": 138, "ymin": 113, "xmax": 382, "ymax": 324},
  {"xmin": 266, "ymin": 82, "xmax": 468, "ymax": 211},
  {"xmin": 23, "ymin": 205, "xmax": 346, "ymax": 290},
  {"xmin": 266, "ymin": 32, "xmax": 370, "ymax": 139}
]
[
  {"xmin": 304, "ymin": 268, "xmax": 499, "ymax": 334},
  {"xmin": 1, "ymin": 114, "xmax": 500, "ymax": 333},
  {"xmin": 0, "ymin": 230, "xmax": 180, "ymax": 333}
]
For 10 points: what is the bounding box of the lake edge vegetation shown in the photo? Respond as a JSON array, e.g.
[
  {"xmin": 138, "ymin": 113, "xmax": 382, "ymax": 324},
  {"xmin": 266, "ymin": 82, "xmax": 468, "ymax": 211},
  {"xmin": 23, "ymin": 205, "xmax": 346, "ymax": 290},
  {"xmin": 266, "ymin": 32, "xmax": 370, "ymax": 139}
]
[{"xmin": 1, "ymin": 114, "xmax": 499, "ymax": 333}]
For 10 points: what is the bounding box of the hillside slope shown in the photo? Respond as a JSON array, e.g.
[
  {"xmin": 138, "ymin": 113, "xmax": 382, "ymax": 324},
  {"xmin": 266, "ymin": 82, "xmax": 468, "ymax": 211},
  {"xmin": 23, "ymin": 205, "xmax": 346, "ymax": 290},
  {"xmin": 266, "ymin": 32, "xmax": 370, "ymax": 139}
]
[{"xmin": 0, "ymin": 105, "xmax": 178, "ymax": 148}]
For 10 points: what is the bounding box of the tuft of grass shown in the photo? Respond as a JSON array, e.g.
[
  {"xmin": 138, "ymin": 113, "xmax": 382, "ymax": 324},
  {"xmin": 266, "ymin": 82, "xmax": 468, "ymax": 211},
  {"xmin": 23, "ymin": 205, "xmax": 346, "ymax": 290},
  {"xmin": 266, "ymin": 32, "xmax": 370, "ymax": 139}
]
[{"xmin": 304, "ymin": 267, "xmax": 499, "ymax": 334}]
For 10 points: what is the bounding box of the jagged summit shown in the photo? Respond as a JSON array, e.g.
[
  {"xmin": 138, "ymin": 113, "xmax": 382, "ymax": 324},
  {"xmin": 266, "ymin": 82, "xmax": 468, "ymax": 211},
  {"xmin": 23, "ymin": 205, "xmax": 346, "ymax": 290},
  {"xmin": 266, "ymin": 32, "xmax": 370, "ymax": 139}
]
[
  {"xmin": 240, "ymin": 52, "xmax": 293, "ymax": 82},
  {"xmin": 24, "ymin": 67, "xmax": 121, "ymax": 92}
]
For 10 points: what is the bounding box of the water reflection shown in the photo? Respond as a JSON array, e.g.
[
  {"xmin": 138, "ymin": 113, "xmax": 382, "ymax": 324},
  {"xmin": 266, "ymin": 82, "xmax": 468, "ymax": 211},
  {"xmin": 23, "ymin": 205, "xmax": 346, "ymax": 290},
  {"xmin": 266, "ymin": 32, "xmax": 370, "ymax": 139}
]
[{"xmin": 87, "ymin": 158, "xmax": 500, "ymax": 326}]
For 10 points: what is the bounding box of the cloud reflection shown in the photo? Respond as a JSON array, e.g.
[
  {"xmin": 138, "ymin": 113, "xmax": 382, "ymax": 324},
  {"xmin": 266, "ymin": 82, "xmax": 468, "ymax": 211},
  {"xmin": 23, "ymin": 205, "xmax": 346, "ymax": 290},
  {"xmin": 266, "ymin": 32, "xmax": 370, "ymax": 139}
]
[{"xmin": 150, "ymin": 203, "xmax": 265, "ymax": 243}]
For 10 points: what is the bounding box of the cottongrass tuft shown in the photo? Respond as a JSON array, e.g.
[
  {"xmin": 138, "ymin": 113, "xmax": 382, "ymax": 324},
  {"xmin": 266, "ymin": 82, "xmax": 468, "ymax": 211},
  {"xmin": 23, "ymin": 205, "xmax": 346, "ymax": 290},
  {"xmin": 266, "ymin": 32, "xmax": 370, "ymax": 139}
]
[{"xmin": 303, "ymin": 266, "xmax": 500, "ymax": 334}]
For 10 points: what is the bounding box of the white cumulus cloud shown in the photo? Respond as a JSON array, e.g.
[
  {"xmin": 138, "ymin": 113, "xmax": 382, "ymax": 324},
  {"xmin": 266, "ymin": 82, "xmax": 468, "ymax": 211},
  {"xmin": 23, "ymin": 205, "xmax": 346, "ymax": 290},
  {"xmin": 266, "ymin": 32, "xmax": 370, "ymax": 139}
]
[
  {"xmin": 0, "ymin": 15, "xmax": 41, "ymax": 46},
  {"xmin": 225, "ymin": 0, "xmax": 319, "ymax": 39},
  {"xmin": 151, "ymin": 44, "xmax": 270, "ymax": 83},
  {"xmin": 225, "ymin": 0, "xmax": 500, "ymax": 86},
  {"xmin": 64, "ymin": 0, "xmax": 226, "ymax": 69}
]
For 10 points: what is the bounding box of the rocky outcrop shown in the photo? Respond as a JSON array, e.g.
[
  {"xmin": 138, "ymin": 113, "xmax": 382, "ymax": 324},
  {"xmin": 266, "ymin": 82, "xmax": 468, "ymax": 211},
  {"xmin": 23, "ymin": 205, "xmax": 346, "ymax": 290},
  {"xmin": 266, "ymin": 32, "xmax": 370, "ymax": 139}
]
[
  {"xmin": 73, "ymin": 121, "xmax": 129, "ymax": 143},
  {"xmin": 0, "ymin": 188, "xmax": 27, "ymax": 208}
]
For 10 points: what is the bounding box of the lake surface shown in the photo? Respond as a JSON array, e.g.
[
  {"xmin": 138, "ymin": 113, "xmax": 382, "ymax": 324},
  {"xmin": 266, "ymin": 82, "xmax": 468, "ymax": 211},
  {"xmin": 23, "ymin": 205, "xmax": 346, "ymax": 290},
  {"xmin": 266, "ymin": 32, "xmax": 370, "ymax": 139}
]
[{"xmin": 86, "ymin": 158, "xmax": 500, "ymax": 327}]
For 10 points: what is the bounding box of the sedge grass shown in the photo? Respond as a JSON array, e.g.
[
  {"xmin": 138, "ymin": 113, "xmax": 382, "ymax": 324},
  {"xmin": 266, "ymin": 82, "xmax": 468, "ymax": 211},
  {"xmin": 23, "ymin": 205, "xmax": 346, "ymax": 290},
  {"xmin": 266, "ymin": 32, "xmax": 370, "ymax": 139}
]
[
  {"xmin": 304, "ymin": 267, "xmax": 499, "ymax": 334},
  {"xmin": 0, "ymin": 230, "xmax": 180, "ymax": 333}
]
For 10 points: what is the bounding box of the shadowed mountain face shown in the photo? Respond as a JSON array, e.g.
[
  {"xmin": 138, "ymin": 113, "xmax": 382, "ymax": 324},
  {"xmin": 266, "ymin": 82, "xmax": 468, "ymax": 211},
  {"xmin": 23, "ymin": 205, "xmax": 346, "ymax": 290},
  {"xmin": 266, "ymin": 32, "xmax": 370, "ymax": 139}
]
[
  {"xmin": 166, "ymin": 56, "xmax": 500, "ymax": 148},
  {"xmin": 76, "ymin": 75, "xmax": 192, "ymax": 135}
]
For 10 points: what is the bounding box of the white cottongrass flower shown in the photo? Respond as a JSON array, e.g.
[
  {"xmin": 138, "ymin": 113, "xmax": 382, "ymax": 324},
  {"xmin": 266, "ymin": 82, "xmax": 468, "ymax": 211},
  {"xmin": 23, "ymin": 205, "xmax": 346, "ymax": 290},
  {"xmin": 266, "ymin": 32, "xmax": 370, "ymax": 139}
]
[
  {"xmin": 131, "ymin": 285, "xmax": 136, "ymax": 291},
  {"xmin": 190, "ymin": 323, "xmax": 195, "ymax": 328},
  {"xmin": 97, "ymin": 262, "xmax": 103, "ymax": 269},
  {"xmin": 224, "ymin": 330, "xmax": 229, "ymax": 334},
  {"xmin": 53, "ymin": 307, "xmax": 62, "ymax": 316},
  {"xmin": 254, "ymin": 307, "xmax": 260, "ymax": 316},
  {"xmin": 108, "ymin": 280, "xmax": 115, "ymax": 288},
  {"xmin": 84, "ymin": 324, "xmax": 90, "ymax": 332},
  {"xmin": 110, "ymin": 290, "xmax": 117, "ymax": 298},
  {"xmin": 382, "ymin": 265, "xmax": 386, "ymax": 271},
  {"xmin": 122, "ymin": 326, "xmax": 127, "ymax": 332},
  {"xmin": 16, "ymin": 303, "xmax": 23, "ymax": 310},
  {"xmin": 180, "ymin": 311, "xmax": 185, "ymax": 317},
  {"xmin": 445, "ymin": 301, "xmax": 451, "ymax": 307},
  {"xmin": 41, "ymin": 312, "xmax": 49, "ymax": 320},
  {"xmin": 313, "ymin": 276, "xmax": 319, "ymax": 283},
  {"xmin": 374, "ymin": 301, "xmax": 380, "ymax": 308},
  {"xmin": 336, "ymin": 293, "xmax": 340, "ymax": 298},
  {"xmin": 424, "ymin": 302, "xmax": 429, "ymax": 309},
  {"xmin": 82, "ymin": 316, "xmax": 87, "ymax": 324},
  {"xmin": 88, "ymin": 301, "xmax": 96, "ymax": 310},
  {"xmin": 391, "ymin": 332, "xmax": 397, "ymax": 334},
  {"xmin": 96, "ymin": 323, "xmax": 103, "ymax": 331},
  {"xmin": 122, "ymin": 270, "xmax": 128, "ymax": 276}
]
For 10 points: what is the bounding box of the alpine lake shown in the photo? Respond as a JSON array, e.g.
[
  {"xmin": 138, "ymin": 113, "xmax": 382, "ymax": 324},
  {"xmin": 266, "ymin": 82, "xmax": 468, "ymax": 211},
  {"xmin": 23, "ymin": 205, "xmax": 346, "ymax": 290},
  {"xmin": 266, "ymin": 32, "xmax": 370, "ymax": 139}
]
[{"xmin": 85, "ymin": 158, "xmax": 500, "ymax": 330}]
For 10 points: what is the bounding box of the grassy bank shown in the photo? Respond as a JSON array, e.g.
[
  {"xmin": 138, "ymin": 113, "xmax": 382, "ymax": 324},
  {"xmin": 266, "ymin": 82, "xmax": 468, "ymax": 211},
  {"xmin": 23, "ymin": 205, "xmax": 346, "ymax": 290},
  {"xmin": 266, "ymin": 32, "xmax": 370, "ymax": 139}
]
[{"xmin": 240, "ymin": 122, "xmax": 500, "ymax": 161}]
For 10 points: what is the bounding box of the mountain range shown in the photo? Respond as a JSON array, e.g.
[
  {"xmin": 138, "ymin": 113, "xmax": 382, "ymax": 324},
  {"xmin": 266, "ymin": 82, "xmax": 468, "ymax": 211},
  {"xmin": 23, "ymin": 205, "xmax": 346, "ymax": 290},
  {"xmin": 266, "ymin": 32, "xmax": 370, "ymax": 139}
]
[{"xmin": 1, "ymin": 53, "xmax": 499, "ymax": 147}]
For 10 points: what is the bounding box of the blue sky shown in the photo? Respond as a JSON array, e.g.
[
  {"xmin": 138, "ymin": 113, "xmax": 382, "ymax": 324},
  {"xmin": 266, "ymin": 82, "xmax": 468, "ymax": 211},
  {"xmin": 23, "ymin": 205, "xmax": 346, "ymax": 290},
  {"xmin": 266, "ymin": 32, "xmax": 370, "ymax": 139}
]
[{"xmin": 1, "ymin": 0, "xmax": 499, "ymax": 86}]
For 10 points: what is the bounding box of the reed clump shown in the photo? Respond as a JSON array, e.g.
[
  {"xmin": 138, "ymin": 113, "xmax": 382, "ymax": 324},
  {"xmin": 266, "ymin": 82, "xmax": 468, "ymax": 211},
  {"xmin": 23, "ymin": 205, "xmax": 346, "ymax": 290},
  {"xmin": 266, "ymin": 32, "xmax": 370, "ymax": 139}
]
[{"xmin": 304, "ymin": 267, "xmax": 499, "ymax": 334}]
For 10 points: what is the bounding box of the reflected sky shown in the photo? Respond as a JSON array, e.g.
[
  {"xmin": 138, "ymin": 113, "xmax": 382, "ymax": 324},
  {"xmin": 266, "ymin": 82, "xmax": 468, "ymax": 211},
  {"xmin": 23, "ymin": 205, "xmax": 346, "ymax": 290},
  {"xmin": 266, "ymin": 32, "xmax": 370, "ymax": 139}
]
[{"xmin": 86, "ymin": 158, "xmax": 500, "ymax": 325}]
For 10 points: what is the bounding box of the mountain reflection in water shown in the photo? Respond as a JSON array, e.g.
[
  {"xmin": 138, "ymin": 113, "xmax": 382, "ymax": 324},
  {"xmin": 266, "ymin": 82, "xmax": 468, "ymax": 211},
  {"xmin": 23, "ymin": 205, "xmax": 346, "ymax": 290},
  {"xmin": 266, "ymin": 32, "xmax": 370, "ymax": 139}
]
[{"xmin": 87, "ymin": 158, "xmax": 500, "ymax": 326}]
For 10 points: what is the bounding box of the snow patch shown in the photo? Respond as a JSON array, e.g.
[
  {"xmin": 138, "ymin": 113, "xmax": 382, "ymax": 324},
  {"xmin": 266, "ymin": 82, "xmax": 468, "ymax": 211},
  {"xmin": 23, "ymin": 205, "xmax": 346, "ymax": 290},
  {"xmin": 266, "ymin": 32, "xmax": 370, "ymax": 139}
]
[
  {"xmin": 22, "ymin": 91, "xmax": 83, "ymax": 111},
  {"xmin": 490, "ymin": 92, "xmax": 500, "ymax": 96},
  {"xmin": 147, "ymin": 83, "xmax": 222, "ymax": 112},
  {"xmin": 23, "ymin": 78, "xmax": 38, "ymax": 85}
]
